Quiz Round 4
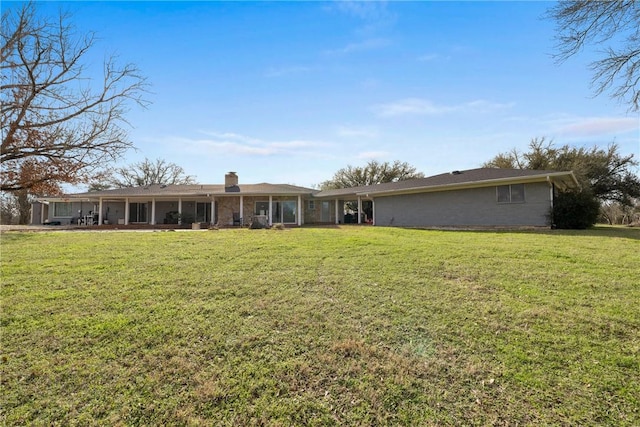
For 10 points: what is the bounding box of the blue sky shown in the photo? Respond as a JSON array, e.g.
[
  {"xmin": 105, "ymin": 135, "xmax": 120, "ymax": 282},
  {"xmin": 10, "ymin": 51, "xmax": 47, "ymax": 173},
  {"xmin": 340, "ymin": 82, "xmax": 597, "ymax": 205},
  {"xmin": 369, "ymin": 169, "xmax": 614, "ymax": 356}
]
[{"xmin": 18, "ymin": 1, "xmax": 640, "ymax": 188}]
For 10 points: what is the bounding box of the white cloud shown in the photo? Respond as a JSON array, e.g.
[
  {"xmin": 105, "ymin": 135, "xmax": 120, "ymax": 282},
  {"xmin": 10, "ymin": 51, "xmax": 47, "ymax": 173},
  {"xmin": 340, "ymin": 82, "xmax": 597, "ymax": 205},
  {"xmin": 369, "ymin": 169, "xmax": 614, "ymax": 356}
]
[
  {"xmin": 417, "ymin": 53, "xmax": 440, "ymax": 62},
  {"xmin": 322, "ymin": 1, "xmax": 396, "ymax": 56},
  {"xmin": 200, "ymin": 132, "xmax": 261, "ymax": 144},
  {"xmin": 265, "ymin": 65, "xmax": 311, "ymax": 78},
  {"xmin": 337, "ymin": 125, "xmax": 379, "ymax": 138},
  {"xmin": 372, "ymin": 98, "xmax": 454, "ymax": 117},
  {"xmin": 325, "ymin": 38, "xmax": 390, "ymax": 55},
  {"xmin": 357, "ymin": 150, "xmax": 390, "ymax": 159},
  {"xmin": 360, "ymin": 78, "xmax": 380, "ymax": 89},
  {"xmin": 372, "ymin": 98, "xmax": 515, "ymax": 117},
  {"xmin": 417, "ymin": 53, "xmax": 453, "ymax": 63},
  {"xmin": 328, "ymin": 0, "xmax": 396, "ymax": 31},
  {"xmin": 417, "ymin": 49, "xmax": 459, "ymax": 63},
  {"xmin": 270, "ymin": 140, "xmax": 318, "ymax": 149},
  {"xmin": 554, "ymin": 117, "xmax": 639, "ymax": 137},
  {"xmin": 332, "ymin": 1, "xmax": 390, "ymax": 21},
  {"xmin": 464, "ymin": 99, "xmax": 516, "ymax": 112},
  {"xmin": 165, "ymin": 132, "xmax": 328, "ymax": 157}
]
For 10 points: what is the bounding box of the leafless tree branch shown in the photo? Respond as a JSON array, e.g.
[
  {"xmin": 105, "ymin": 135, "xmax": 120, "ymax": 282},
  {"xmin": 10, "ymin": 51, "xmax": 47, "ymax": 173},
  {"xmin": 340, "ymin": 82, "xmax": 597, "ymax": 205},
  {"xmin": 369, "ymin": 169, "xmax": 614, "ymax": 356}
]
[
  {"xmin": 1, "ymin": 2, "xmax": 150, "ymax": 194},
  {"xmin": 548, "ymin": 0, "xmax": 640, "ymax": 111}
]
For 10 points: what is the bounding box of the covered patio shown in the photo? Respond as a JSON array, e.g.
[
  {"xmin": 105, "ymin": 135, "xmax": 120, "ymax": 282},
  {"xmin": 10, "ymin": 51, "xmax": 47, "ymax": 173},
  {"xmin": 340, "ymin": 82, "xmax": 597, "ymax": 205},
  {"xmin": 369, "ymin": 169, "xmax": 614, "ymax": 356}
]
[{"xmin": 34, "ymin": 181, "xmax": 313, "ymax": 228}]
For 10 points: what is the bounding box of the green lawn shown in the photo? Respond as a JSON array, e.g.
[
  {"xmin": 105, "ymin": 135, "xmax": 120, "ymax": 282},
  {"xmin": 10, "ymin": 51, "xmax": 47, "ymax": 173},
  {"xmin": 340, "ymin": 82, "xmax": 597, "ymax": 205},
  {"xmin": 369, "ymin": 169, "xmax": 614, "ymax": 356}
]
[{"xmin": 1, "ymin": 226, "xmax": 639, "ymax": 425}]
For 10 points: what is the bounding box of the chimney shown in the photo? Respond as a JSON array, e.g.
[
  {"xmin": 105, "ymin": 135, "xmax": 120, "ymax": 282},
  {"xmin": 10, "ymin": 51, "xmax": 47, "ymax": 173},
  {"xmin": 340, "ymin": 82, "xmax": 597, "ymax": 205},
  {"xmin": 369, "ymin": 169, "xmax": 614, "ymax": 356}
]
[{"xmin": 225, "ymin": 171, "xmax": 238, "ymax": 187}]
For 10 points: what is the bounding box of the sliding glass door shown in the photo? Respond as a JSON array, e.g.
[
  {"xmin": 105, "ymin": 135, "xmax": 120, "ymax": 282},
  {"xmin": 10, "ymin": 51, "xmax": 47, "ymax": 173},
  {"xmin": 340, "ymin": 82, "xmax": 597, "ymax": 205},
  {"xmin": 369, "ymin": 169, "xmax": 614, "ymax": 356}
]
[
  {"xmin": 195, "ymin": 202, "xmax": 213, "ymax": 223},
  {"xmin": 281, "ymin": 201, "xmax": 296, "ymax": 223},
  {"xmin": 129, "ymin": 203, "xmax": 148, "ymax": 223},
  {"xmin": 255, "ymin": 200, "xmax": 297, "ymax": 224}
]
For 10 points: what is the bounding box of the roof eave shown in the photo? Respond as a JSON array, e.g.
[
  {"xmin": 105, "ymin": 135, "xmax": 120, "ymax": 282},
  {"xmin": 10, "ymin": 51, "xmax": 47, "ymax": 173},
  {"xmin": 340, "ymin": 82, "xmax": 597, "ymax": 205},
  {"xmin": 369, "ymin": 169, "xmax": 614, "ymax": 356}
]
[
  {"xmin": 548, "ymin": 171, "xmax": 580, "ymax": 191},
  {"xmin": 357, "ymin": 172, "xmax": 578, "ymax": 197},
  {"xmin": 39, "ymin": 190, "xmax": 317, "ymax": 201}
]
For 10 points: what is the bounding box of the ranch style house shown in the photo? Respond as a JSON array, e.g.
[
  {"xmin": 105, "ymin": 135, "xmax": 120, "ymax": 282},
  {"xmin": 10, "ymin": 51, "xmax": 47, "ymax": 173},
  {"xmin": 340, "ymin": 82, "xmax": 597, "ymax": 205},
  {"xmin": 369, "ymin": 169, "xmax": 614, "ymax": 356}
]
[{"xmin": 31, "ymin": 168, "xmax": 579, "ymax": 229}]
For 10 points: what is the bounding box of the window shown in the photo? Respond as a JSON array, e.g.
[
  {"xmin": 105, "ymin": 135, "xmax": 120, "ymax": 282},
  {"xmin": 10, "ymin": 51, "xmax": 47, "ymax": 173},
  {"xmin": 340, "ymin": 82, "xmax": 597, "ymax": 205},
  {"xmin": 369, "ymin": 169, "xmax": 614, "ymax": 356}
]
[
  {"xmin": 308, "ymin": 200, "xmax": 315, "ymax": 210},
  {"xmin": 497, "ymin": 186, "xmax": 510, "ymax": 203},
  {"xmin": 255, "ymin": 201, "xmax": 269, "ymax": 216},
  {"xmin": 510, "ymin": 184, "xmax": 525, "ymax": 202},
  {"xmin": 53, "ymin": 202, "xmax": 73, "ymax": 217},
  {"xmin": 497, "ymin": 184, "xmax": 525, "ymax": 203}
]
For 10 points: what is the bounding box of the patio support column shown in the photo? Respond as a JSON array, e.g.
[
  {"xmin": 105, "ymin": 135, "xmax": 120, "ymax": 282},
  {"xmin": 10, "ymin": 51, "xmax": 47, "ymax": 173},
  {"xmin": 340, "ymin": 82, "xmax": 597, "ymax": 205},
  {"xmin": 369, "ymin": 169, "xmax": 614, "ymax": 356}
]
[
  {"xmin": 41, "ymin": 203, "xmax": 46, "ymax": 224},
  {"xmin": 178, "ymin": 198, "xmax": 182, "ymax": 224},
  {"xmin": 357, "ymin": 196, "xmax": 362, "ymax": 224},
  {"xmin": 240, "ymin": 196, "xmax": 244, "ymax": 225},
  {"xmin": 297, "ymin": 195, "xmax": 302, "ymax": 226},
  {"xmin": 547, "ymin": 177, "xmax": 554, "ymax": 213},
  {"xmin": 210, "ymin": 197, "xmax": 215, "ymax": 225},
  {"xmin": 268, "ymin": 195, "xmax": 273, "ymax": 226},
  {"xmin": 98, "ymin": 198, "xmax": 103, "ymax": 225},
  {"xmin": 151, "ymin": 198, "xmax": 156, "ymax": 225},
  {"xmin": 371, "ymin": 199, "xmax": 375, "ymax": 226},
  {"xmin": 335, "ymin": 199, "xmax": 339, "ymax": 224},
  {"xmin": 125, "ymin": 198, "xmax": 130, "ymax": 225}
]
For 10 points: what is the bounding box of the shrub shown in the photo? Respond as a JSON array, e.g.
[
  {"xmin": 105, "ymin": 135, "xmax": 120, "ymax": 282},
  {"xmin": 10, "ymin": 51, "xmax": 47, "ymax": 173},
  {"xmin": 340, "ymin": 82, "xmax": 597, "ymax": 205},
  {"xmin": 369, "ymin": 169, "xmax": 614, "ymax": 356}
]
[{"xmin": 552, "ymin": 190, "xmax": 600, "ymax": 229}]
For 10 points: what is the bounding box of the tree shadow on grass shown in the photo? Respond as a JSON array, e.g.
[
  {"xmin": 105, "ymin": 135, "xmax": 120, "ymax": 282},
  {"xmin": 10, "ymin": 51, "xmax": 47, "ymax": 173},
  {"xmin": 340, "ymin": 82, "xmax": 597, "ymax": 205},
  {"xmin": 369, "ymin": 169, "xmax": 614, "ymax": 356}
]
[
  {"xmin": 533, "ymin": 226, "xmax": 640, "ymax": 241},
  {"xmin": 405, "ymin": 225, "xmax": 640, "ymax": 241},
  {"xmin": 0, "ymin": 231, "xmax": 40, "ymax": 244}
]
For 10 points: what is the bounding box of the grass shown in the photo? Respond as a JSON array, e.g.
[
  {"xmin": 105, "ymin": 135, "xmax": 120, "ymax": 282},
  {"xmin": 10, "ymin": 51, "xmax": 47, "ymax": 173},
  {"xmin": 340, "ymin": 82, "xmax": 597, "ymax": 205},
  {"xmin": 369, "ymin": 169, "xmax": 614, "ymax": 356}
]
[{"xmin": 1, "ymin": 226, "xmax": 639, "ymax": 425}]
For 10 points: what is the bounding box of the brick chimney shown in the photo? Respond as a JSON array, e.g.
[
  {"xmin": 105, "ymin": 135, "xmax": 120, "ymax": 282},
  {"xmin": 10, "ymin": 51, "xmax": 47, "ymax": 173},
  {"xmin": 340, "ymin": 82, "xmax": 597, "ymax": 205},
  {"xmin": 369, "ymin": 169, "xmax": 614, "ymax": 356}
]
[{"xmin": 225, "ymin": 171, "xmax": 238, "ymax": 187}]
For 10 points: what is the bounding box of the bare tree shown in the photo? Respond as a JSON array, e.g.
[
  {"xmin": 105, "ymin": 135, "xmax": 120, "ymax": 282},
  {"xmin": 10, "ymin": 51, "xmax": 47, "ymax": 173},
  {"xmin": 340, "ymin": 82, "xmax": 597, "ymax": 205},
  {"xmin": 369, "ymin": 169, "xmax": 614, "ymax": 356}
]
[
  {"xmin": 103, "ymin": 158, "xmax": 197, "ymax": 188},
  {"xmin": 1, "ymin": 2, "xmax": 149, "ymax": 195},
  {"xmin": 548, "ymin": 1, "xmax": 640, "ymax": 111},
  {"xmin": 320, "ymin": 160, "xmax": 424, "ymax": 190}
]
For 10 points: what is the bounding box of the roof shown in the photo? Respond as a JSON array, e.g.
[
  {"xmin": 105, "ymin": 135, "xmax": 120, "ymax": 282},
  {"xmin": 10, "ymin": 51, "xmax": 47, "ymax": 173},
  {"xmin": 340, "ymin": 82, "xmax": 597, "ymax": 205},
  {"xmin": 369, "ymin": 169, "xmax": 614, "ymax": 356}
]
[
  {"xmin": 314, "ymin": 168, "xmax": 579, "ymax": 198},
  {"xmin": 40, "ymin": 168, "xmax": 578, "ymax": 202},
  {"xmin": 63, "ymin": 183, "xmax": 318, "ymax": 199}
]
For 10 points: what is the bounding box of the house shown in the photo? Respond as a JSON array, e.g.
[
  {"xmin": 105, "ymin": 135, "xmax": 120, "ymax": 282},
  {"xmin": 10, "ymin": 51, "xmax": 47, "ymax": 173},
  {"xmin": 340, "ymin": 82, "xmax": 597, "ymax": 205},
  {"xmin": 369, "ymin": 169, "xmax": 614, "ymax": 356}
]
[
  {"xmin": 31, "ymin": 172, "xmax": 313, "ymax": 227},
  {"xmin": 31, "ymin": 168, "xmax": 579, "ymax": 228},
  {"xmin": 315, "ymin": 168, "xmax": 579, "ymax": 228}
]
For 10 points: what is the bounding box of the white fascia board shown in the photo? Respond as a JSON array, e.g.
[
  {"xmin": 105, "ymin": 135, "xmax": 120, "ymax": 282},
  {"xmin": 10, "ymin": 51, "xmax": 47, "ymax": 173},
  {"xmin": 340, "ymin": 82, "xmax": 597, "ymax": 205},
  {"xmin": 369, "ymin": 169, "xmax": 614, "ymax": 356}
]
[
  {"xmin": 545, "ymin": 171, "xmax": 580, "ymax": 191},
  {"xmin": 35, "ymin": 197, "xmax": 96, "ymax": 203},
  {"xmin": 66, "ymin": 192, "xmax": 315, "ymax": 201}
]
